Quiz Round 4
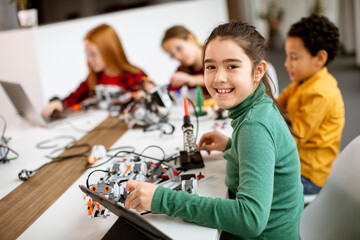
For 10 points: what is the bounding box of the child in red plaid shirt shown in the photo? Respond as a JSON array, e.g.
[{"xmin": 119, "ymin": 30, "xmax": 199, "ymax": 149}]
[{"xmin": 42, "ymin": 24, "xmax": 151, "ymax": 117}]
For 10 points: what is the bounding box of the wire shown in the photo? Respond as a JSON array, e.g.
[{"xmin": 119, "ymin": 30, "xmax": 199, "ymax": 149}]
[
  {"xmin": 0, "ymin": 116, "xmax": 19, "ymax": 163},
  {"xmin": 86, "ymin": 145, "xmax": 175, "ymax": 170},
  {"xmin": 0, "ymin": 144, "xmax": 19, "ymax": 162},
  {"xmin": 139, "ymin": 145, "xmax": 166, "ymax": 160},
  {"xmin": 106, "ymin": 146, "xmax": 135, "ymax": 158},
  {"xmin": 45, "ymin": 143, "xmax": 91, "ymax": 159},
  {"xmin": 36, "ymin": 135, "xmax": 77, "ymax": 149},
  {"xmin": 143, "ymin": 122, "xmax": 175, "ymax": 135},
  {"xmin": 18, "ymin": 143, "xmax": 91, "ymax": 180},
  {"xmin": 86, "ymin": 169, "xmax": 109, "ymax": 188},
  {"xmin": 0, "ymin": 116, "xmax": 6, "ymax": 140},
  {"xmin": 186, "ymin": 98, "xmax": 199, "ymax": 143},
  {"xmin": 32, "ymin": 154, "xmax": 88, "ymax": 173}
]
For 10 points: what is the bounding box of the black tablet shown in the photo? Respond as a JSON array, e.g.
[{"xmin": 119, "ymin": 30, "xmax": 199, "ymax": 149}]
[{"xmin": 79, "ymin": 185, "xmax": 172, "ymax": 240}]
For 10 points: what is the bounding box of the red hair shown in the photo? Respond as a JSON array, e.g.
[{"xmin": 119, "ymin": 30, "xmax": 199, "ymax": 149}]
[{"xmin": 84, "ymin": 24, "xmax": 141, "ymax": 90}]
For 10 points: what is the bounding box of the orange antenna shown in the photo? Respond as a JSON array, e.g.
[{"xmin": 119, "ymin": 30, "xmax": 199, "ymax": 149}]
[{"xmin": 183, "ymin": 98, "xmax": 190, "ymax": 116}]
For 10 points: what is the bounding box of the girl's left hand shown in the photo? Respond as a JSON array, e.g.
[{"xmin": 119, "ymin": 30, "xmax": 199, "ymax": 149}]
[
  {"xmin": 131, "ymin": 90, "xmax": 146, "ymax": 101},
  {"xmin": 125, "ymin": 180, "xmax": 158, "ymax": 212},
  {"xmin": 170, "ymin": 71, "xmax": 192, "ymax": 87}
]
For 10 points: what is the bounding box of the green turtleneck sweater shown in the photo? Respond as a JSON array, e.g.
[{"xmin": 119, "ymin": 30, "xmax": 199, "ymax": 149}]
[{"xmin": 151, "ymin": 83, "xmax": 303, "ymax": 239}]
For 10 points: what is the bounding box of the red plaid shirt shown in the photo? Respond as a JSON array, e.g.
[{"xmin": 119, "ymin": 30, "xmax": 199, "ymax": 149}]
[{"xmin": 63, "ymin": 71, "xmax": 146, "ymax": 108}]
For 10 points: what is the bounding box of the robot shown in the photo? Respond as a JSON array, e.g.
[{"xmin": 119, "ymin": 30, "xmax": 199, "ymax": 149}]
[
  {"xmin": 79, "ymin": 84, "xmax": 132, "ymax": 116},
  {"xmin": 83, "ymin": 153, "xmax": 197, "ymax": 218},
  {"xmin": 120, "ymin": 85, "xmax": 174, "ymax": 134}
]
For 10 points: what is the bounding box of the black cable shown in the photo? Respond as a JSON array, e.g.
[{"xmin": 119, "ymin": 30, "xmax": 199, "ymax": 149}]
[
  {"xmin": 139, "ymin": 145, "xmax": 166, "ymax": 161},
  {"xmin": 106, "ymin": 146, "xmax": 135, "ymax": 157},
  {"xmin": 45, "ymin": 143, "xmax": 91, "ymax": 159},
  {"xmin": 18, "ymin": 154, "xmax": 88, "ymax": 181},
  {"xmin": 86, "ymin": 146, "xmax": 174, "ymax": 170},
  {"xmin": 0, "ymin": 116, "xmax": 18, "ymax": 163},
  {"xmin": 33, "ymin": 154, "xmax": 88, "ymax": 173},
  {"xmin": 86, "ymin": 169, "xmax": 109, "ymax": 188},
  {"xmin": 0, "ymin": 144, "xmax": 19, "ymax": 162},
  {"xmin": 186, "ymin": 97, "xmax": 199, "ymax": 143},
  {"xmin": 143, "ymin": 122, "xmax": 175, "ymax": 135},
  {"xmin": 36, "ymin": 135, "xmax": 76, "ymax": 149},
  {"xmin": 0, "ymin": 116, "xmax": 6, "ymax": 140},
  {"xmin": 18, "ymin": 143, "xmax": 91, "ymax": 181}
]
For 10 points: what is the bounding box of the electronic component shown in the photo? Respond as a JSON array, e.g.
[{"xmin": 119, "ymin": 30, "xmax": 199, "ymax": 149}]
[
  {"xmin": 0, "ymin": 116, "xmax": 19, "ymax": 163},
  {"xmin": 119, "ymin": 87, "xmax": 174, "ymax": 134},
  {"xmin": 83, "ymin": 147, "xmax": 196, "ymax": 218},
  {"xmin": 179, "ymin": 99, "xmax": 204, "ymax": 170},
  {"xmin": 88, "ymin": 145, "xmax": 107, "ymax": 165},
  {"xmin": 181, "ymin": 178, "xmax": 198, "ymax": 194}
]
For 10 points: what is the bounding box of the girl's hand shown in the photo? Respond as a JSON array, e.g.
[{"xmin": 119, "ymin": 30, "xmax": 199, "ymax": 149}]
[
  {"xmin": 131, "ymin": 90, "xmax": 146, "ymax": 101},
  {"xmin": 125, "ymin": 180, "xmax": 158, "ymax": 212},
  {"xmin": 198, "ymin": 130, "xmax": 229, "ymax": 154},
  {"xmin": 143, "ymin": 79, "xmax": 156, "ymax": 92},
  {"xmin": 41, "ymin": 99, "xmax": 64, "ymax": 117},
  {"xmin": 169, "ymin": 72, "xmax": 192, "ymax": 88}
]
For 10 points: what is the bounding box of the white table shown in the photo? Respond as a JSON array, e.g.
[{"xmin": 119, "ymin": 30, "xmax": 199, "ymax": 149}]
[{"xmin": 1, "ymin": 106, "xmax": 231, "ymax": 240}]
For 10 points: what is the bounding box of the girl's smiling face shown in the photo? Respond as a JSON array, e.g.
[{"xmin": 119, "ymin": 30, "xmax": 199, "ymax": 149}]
[{"xmin": 204, "ymin": 38, "xmax": 265, "ymax": 109}]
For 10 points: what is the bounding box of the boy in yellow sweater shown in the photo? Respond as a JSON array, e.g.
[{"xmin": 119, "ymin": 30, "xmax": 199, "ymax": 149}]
[{"xmin": 277, "ymin": 14, "xmax": 345, "ymax": 200}]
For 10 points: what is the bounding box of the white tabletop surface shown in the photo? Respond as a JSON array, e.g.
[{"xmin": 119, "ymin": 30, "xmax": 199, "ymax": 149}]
[{"xmin": 1, "ymin": 105, "xmax": 232, "ymax": 240}]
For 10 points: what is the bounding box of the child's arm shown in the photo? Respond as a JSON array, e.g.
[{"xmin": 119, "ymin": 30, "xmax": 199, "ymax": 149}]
[
  {"xmin": 41, "ymin": 99, "xmax": 64, "ymax": 117},
  {"xmin": 127, "ymin": 123, "xmax": 276, "ymax": 238},
  {"xmin": 170, "ymin": 72, "xmax": 204, "ymax": 88},
  {"xmin": 62, "ymin": 80, "xmax": 90, "ymax": 108},
  {"xmin": 291, "ymin": 92, "xmax": 331, "ymax": 144}
]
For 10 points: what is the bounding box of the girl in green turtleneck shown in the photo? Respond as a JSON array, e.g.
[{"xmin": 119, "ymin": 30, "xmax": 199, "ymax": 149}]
[{"xmin": 124, "ymin": 21, "xmax": 304, "ymax": 240}]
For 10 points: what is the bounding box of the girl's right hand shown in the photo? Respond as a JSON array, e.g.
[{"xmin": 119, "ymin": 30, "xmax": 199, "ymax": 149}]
[
  {"xmin": 197, "ymin": 130, "xmax": 229, "ymax": 154},
  {"xmin": 41, "ymin": 99, "xmax": 64, "ymax": 117},
  {"xmin": 169, "ymin": 71, "xmax": 191, "ymax": 88}
]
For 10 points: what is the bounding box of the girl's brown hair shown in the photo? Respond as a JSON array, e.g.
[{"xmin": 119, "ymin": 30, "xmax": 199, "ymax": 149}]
[
  {"xmin": 84, "ymin": 24, "xmax": 141, "ymax": 90},
  {"xmin": 161, "ymin": 25, "xmax": 202, "ymax": 74},
  {"xmin": 161, "ymin": 25, "xmax": 201, "ymax": 46},
  {"xmin": 203, "ymin": 21, "xmax": 298, "ymax": 137}
]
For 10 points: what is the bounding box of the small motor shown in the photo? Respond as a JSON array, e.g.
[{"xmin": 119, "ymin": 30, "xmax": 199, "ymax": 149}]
[
  {"xmin": 88, "ymin": 145, "xmax": 107, "ymax": 165},
  {"xmin": 181, "ymin": 178, "xmax": 198, "ymax": 194}
]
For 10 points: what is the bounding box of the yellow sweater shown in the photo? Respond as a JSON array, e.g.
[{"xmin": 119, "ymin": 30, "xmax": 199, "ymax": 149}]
[{"xmin": 277, "ymin": 67, "xmax": 345, "ymax": 186}]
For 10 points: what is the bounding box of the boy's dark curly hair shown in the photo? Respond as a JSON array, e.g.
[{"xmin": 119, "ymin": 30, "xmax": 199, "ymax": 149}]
[{"xmin": 287, "ymin": 14, "xmax": 339, "ymax": 66}]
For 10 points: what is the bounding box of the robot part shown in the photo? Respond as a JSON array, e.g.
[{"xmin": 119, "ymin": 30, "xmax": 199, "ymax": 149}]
[
  {"xmin": 88, "ymin": 145, "xmax": 107, "ymax": 165},
  {"xmin": 119, "ymin": 87, "xmax": 172, "ymax": 131},
  {"xmin": 181, "ymin": 178, "xmax": 198, "ymax": 194},
  {"xmin": 182, "ymin": 99, "xmax": 197, "ymax": 153},
  {"xmin": 83, "ymin": 152, "xmax": 197, "ymax": 218},
  {"xmin": 84, "ymin": 195, "xmax": 110, "ymax": 218},
  {"xmin": 95, "ymin": 84, "xmax": 131, "ymax": 110},
  {"xmin": 179, "ymin": 99, "xmax": 204, "ymax": 170}
]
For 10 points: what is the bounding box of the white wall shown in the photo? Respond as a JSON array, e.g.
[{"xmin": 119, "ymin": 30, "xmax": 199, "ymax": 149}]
[
  {"xmin": 248, "ymin": 0, "xmax": 339, "ymax": 46},
  {"xmin": 0, "ymin": 29, "xmax": 43, "ymax": 126},
  {"xmin": 0, "ymin": 0, "xmax": 229, "ymax": 127}
]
